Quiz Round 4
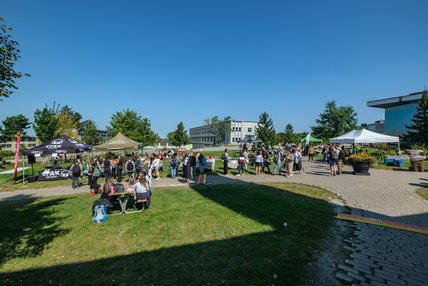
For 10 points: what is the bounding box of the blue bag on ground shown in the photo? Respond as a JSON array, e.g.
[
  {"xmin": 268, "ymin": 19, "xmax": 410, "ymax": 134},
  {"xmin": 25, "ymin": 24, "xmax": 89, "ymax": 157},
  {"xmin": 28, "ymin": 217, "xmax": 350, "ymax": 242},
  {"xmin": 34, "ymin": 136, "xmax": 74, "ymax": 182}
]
[{"xmin": 92, "ymin": 205, "xmax": 108, "ymax": 223}]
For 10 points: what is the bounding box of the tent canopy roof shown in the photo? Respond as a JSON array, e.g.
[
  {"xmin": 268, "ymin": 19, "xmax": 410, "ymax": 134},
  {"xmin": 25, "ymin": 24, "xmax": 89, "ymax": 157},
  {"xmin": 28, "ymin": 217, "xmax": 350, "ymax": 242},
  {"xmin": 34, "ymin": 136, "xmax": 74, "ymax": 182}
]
[
  {"xmin": 24, "ymin": 135, "xmax": 91, "ymax": 155},
  {"xmin": 93, "ymin": 132, "xmax": 142, "ymax": 151},
  {"xmin": 300, "ymin": 134, "xmax": 323, "ymax": 143},
  {"xmin": 330, "ymin": 129, "xmax": 399, "ymax": 144}
]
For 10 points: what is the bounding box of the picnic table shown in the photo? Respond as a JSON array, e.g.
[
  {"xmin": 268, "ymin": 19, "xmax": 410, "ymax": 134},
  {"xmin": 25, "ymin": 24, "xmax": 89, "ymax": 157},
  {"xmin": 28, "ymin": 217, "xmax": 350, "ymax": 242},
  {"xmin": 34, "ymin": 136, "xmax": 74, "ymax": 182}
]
[{"xmin": 108, "ymin": 191, "xmax": 147, "ymax": 214}]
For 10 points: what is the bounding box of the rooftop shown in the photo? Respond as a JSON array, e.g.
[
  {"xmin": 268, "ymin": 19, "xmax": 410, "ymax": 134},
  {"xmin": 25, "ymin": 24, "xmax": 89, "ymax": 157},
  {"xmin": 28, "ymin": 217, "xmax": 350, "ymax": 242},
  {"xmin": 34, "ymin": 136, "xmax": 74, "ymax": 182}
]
[{"xmin": 367, "ymin": 91, "xmax": 424, "ymax": 108}]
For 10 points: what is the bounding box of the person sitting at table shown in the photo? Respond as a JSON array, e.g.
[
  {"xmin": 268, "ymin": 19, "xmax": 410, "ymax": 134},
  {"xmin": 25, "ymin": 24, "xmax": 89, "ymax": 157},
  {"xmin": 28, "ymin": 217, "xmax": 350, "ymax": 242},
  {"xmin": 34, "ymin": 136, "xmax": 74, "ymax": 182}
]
[
  {"xmin": 134, "ymin": 176, "xmax": 151, "ymax": 208},
  {"xmin": 52, "ymin": 160, "xmax": 61, "ymax": 169}
]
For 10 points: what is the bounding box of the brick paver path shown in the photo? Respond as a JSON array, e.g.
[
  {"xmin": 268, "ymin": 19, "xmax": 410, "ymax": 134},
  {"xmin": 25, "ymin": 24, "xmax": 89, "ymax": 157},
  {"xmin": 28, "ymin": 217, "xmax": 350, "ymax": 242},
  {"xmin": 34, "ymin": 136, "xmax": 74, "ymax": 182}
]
[{"xmin": 1, "ymin": 161, "xmax": 427, "ymax": 285}]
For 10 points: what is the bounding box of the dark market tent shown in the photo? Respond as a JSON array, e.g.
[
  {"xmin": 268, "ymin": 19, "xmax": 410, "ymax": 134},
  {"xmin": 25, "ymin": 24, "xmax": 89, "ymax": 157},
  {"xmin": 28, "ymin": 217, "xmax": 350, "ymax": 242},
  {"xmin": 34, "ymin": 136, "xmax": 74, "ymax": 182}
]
[
  {"xmin": 300, "ymin": 134, "xmax": 323, "ymax": 144},
  {"xmin": 330, "ymin": 129, "xmax": 399, "ymax": 144},
  {"xmin": 24, "ymin": 135, "xmax": 92, "ymax": 155},
  {"xmin": 93, "ymin": 132, "xmax": 142, "ymax": 151}
]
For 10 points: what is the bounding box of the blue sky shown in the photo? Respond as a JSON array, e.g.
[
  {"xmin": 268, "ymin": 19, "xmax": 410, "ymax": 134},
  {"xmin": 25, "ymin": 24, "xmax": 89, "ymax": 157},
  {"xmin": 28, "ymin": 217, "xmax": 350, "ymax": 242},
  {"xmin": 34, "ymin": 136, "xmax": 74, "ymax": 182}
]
[{"xmin": 1, "ymin": 0, "xmax": 427, "ymax": 137}]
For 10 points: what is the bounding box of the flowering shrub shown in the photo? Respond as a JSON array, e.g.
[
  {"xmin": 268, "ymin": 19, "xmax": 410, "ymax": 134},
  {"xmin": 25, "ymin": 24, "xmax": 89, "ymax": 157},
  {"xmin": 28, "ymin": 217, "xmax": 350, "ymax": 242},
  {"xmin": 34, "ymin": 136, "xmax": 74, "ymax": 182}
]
[{"xmin": 345, "ymin": 154, "xmax": 377, "ymax": 166}]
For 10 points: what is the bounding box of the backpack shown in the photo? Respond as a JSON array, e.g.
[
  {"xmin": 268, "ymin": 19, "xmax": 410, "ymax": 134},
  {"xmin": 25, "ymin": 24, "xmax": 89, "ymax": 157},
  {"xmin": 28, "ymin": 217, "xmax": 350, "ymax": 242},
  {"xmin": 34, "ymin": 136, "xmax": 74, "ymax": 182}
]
[
  {"xmin": 135, "ymin": 159, "xmax": 141, "ymax": 169},
  {"xmin": 127, "ymin": 161, "xmax": 134, "ymax": 172},
  {"xmin": 92, "ymin": 205, "xmax": 108, "ymax": 223},
  {"xmin": 238, "ymin": 156, "xmax": 245, "ymax": 164},
  {"xmin": 332, "ymin": 149, "xmax": 339, "ymax": 160},
  {"xmin": 170, "ymin": 158, "xmax": 178, "ymax": 168},
  {"xmin": 93, "ymin": 167, "xmax": 100, "ymax": 177},
  {"xmin": 72, "ymin": 164, "xmax": 81, "ymax": 176}
]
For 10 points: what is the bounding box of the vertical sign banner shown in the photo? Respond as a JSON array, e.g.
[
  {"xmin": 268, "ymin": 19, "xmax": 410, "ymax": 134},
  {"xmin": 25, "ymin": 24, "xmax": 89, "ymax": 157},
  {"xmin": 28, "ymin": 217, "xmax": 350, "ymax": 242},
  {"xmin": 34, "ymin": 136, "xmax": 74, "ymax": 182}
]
[{"xmin": 13, "ymin": 130, "xmax": 21, "ymax": 180}]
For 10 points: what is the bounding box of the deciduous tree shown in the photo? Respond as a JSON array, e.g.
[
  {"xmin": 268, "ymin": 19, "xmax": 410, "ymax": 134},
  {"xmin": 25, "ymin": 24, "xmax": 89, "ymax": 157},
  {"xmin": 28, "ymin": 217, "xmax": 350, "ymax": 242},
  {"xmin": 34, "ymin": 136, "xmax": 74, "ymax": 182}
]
[
  {"xmin": 107, "ymin": 109, "xmax": 158, "ymax": 146},
  {"xmin": 0, "ymin": 17, "xmax": 29, "ymax": 99},
  {"xmin": 33, "ymin": 103, "xmax": 59, "ymax": 142}
]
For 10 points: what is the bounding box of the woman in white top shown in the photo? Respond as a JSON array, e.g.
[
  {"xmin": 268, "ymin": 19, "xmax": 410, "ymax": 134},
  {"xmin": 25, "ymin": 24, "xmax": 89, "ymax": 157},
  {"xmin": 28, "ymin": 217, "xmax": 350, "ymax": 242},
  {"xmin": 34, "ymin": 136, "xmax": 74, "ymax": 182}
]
[
  {"xmin": 134, "ymin": 176, "xmax": 151, "ymax": 208},
  {"xmin": 255, "ymin": 151, "xmax": 263, "ymax": 175},
  {"xmin": 150, "ymin": 154, "xmax": 161, "ymax": 180}
]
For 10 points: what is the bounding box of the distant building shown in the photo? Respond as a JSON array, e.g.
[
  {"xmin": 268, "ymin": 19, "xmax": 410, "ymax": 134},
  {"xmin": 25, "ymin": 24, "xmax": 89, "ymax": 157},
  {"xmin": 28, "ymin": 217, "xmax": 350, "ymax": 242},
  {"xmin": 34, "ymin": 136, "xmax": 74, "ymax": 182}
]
[
  {"xmin": 367, "ymin": 120, "xmax": 385, "ymax": 134},
  {"xmin": 367, "ymin": 91, "xmax": 424, "ymax": 137},
  {"xmin": 189, "ymin": 120, "xmax": 259, "ymax": 148},
  {"xmin": 0, "ymin": 136, "xmax": 37, "ymax": 151}
]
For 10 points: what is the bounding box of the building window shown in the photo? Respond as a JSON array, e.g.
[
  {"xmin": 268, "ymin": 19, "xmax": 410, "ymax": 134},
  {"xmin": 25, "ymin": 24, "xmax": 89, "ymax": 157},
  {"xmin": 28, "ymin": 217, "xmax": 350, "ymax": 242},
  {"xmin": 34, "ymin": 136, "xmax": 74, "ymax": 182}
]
[
  {"xmin": 248, "ymin": 128, "xmax": 252, "ymax": 132},
  {"xmin": 238, "ymin": 127, "xmax": 242, "ymax": 132}
]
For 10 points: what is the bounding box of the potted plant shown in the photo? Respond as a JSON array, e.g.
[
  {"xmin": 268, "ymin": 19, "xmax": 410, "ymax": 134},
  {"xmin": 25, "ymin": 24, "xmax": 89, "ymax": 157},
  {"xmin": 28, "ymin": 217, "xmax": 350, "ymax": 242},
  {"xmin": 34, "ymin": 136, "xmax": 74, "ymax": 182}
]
[{"xmin": 345, "ymin": 153, "xmax": 376, "ymax": 175}]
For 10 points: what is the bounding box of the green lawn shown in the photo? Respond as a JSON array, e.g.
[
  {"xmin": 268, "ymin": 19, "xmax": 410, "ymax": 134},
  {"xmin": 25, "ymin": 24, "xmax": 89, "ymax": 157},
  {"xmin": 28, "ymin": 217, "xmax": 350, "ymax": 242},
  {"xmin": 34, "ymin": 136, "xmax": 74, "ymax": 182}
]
[
  {"xmin": 0, "ymin": 182, "xmax": 337, "ymax": 285},
  {"xmin": 416, "ymin": 187, "xmax": 428, "ymax": 201}
]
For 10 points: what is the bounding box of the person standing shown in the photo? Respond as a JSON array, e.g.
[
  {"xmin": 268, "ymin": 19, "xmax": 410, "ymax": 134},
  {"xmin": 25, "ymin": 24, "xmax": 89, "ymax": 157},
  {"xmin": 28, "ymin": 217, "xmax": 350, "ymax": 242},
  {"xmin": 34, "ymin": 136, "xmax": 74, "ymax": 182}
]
[
  {"xmin": 285, "ymin": 150, "xmax": 295, "ymax": 177},
  {"xmin": 222, "ymin": 149, "xmax": 229, "ymax": 175},
  {"xmin": 273, "ymin": 149, "xmax": 281, "ymax": 175},
  {"xmin": 308, "ymin": 145, "xmax": 315, "ymax": 162},
  {"xmin": 189, "ymin": 152, "xmax": 197, "ymax": 180},
  {"xmin": 126, "ymin": 157, "xmax": 135, "ymax": 180},
  {"xmin": 328, "ymin": 145, "xmax": 338, "ymax": 176},
  {"xmin": 255, "ymin": 151, "xmax": 263, "ymax": 175},
  {"xmin": 198, "ymin": 151, "xmax": 206, "ymax": 174},
  {"xmin": 182, "ymin": 153, "xmax": 191, "ymax": 183},
  {"xmin": 262, "ymin": 148, "xmax": 270, "ymax": 173},
  {"xmin": 169, "ymin": 154, "xmax": 179, "ymax": 178},
  {"xmin": 337, "ymin": 146, "xmax": 346, "ymax": 175},
  {"xmin": 237, "ymin": 152, "xmax": 245, "ymax": 176},
  {"xmin": 116, "ymin": 156, "xmax": 125, "ymax": 182},
  {"xmin": 103, "ymin": 157, "xmax": 112, "ymax": 182},
  {"xmin": 70, "ymin": 160, "xmax": 82, "ymax": 189}
]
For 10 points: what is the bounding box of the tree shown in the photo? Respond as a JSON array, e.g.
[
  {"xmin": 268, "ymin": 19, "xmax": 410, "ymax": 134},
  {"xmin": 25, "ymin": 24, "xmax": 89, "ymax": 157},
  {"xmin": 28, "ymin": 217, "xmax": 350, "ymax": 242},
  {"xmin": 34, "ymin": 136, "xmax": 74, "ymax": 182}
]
[
  {"xmin": 0, "ymin": 17, "xmax": 29, "ymax": 99},
  {"xmin": 0, "ymin": 114, "xmax": 31, "ymax": 140},
  {"xmin": 170, "ymin": 122, "xmax": 190, "ymax": 147},
  {"xmin": 255, "ymin": 112, "xmax": 276, "ymax": 147},
  {"xmin": 401, "ymin": 90, "xmax": 428, "ymax": 147},
  {"xmin": 80, "ymin": 120, "xmax": 102, "ymax": 146},
  {"xmin": 33, "ymin": 103, "xmax": 59, "ymax": 142},
  {"xmin": 311, "ymin": 100, "xmax": 358, "ymax": 140},
  {"xmin": 283, "ymin": 123, "xmax": 299, "ymax": 143},
  {"xmin": 107, "ymin": 109, "xmax": 158, "ymax": 146},
  {"xmin": 58, "ymin": 105, "xmax": 82, "ymax": 128},
  {"xmin": 54, "ymin": 106, "xmax": 80, "ymax": 138},
  {"xmin": 203, "ymin": 115, "xmax": 231, "ymax": 146}
]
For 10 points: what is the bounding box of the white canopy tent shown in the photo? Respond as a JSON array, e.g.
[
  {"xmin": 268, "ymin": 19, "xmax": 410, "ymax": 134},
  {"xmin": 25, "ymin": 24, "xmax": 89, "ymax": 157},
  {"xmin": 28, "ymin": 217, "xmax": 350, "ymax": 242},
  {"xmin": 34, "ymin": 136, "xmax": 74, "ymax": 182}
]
[{"xmin": 330, "ymin": 129, "xmax": 400, "ymax": 151}]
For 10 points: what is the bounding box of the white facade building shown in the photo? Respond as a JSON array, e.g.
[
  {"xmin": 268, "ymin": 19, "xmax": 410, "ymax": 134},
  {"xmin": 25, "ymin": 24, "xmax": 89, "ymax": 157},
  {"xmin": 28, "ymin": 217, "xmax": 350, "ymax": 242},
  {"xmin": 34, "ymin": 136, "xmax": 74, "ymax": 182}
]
[{"xmin": 189, "ymin": 120, "xmax": 258, "ymax": 148}]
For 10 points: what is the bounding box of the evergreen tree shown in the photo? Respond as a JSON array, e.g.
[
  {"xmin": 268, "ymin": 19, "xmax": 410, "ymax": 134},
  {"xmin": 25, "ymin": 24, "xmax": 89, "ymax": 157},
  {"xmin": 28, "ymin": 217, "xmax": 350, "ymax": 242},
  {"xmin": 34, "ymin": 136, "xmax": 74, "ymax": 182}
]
[
  {"xmin": 0, "ymin": 114, "xmax": 31, "ymax": 140},
  {"xmin": 54, "ymin": 106, "xmax": 80, "ymax": 138},
  {"xmin": 311, "ymin": 100, "xmax": 357, "ymax": 140},
  {"xmin": 80, "ymin": 120, "xmax": 102, "ymax": 146},
  {"xmin": 171, "ymin": 122, "xmax": 190, "ymax": 147},
  {"xmin": 283, "ymin": 123, "xmax": 299, "ymax": 143},
  {"xmin": 401, "ymin": 90, "xmax": 428, "ymax": 147},
  {"xmin": 255, "ymin": 112, "xmax": 276, "ymax": 147},
  {"xmin": 33, "ymin": 103, "xmax": 59, "ymax": 142}
]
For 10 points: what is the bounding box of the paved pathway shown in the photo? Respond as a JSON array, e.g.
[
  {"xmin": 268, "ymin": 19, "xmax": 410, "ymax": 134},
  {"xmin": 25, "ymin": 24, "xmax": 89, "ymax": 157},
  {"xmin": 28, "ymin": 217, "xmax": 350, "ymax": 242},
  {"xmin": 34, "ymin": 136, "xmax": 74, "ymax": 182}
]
[{"xmin": 1, "ymin": 161, "xmax": 427, "ymax": 285}]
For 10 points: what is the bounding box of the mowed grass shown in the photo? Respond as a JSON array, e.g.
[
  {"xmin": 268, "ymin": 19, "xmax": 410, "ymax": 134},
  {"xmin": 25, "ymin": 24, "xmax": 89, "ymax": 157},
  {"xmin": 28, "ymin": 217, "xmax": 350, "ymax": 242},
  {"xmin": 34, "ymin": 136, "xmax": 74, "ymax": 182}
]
[
  {"xmin": 0, "ymin": 183, "xmax": 337, "ymax": 285},
  {"xmin": 416, "ymin": 187, "xmax": 428, "ymax": 201}
]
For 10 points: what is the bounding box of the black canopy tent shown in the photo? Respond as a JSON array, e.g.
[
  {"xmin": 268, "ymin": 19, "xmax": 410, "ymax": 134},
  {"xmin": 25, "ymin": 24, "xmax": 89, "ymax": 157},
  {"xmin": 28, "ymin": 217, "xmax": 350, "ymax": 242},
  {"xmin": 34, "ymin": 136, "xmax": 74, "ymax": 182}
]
[{"xmin": 24, "ymin": 135, "xmax": 92, "ymax": 156}]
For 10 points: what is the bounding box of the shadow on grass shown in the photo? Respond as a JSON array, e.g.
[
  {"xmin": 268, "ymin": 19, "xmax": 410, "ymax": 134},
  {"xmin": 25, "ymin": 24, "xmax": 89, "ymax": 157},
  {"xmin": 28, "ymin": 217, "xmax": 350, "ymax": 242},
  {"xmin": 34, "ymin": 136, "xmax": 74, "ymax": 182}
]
[
  {"xmin": 0, "ymin": 196, "xmax": 70, "ymax": 266},
  {"xmin": 0, "ymin": 177, "xmax": 336, "ymax": 285}
]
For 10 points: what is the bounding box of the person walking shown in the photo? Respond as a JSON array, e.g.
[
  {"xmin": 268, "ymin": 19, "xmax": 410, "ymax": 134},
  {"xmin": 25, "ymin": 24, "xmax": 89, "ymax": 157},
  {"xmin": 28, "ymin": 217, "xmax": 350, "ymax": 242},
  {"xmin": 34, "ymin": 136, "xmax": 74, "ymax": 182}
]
[
  {"xmin": 222, "ymin": 149, "xmax": 229, "ymax": 175},
  {"xmin": 327, "ymin": 145, "xmax": 338, "ymax": 176}
]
